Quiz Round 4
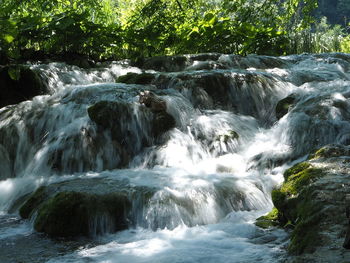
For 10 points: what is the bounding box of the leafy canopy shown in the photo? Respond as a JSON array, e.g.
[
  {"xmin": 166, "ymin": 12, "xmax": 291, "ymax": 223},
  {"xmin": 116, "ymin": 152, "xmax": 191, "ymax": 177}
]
[{"xmin": 0, "ymin": 0, "xmax": 331, "ymax": 61}]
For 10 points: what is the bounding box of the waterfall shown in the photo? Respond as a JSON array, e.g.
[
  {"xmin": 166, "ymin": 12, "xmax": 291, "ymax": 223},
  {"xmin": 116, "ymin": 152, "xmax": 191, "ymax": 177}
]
[{"xmin": 1, "ymin": 53, "xmax": 350, "ymax": 263}]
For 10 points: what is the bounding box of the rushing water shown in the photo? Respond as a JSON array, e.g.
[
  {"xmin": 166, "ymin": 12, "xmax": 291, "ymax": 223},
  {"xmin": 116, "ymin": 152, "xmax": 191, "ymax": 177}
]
[{"xmin": 1, "ymin": 53, "xmax": 350, "ymax": 262}]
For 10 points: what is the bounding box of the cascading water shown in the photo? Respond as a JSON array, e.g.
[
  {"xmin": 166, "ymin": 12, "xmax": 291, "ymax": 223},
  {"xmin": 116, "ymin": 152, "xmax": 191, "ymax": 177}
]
[{"xmin": 1, "ymin": 53, "xmax": 350, "ymax": 262}]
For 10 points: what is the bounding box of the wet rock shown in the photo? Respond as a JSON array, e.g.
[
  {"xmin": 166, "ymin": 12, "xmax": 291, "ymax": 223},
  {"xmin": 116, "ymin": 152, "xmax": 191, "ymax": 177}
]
[
  {"xmin": 136, "ymin": 55, "xmax": 188, "ymax": 72},
  {"xmin": 138, "ymin": 90, "xmax": 175, "ymax": 136},
  {"xmin": 152, "ymin": 111, "xmax": 176, "ymax": 137},
  {"xmin": 309, "ymin": 144, "xmax": 350, "ymax": 160},
  {"xmin": 255, "ymin": 208, "xmax": 280, "ymax": 229},
  {"xmin": 19, "ymin": 186, "xmax": 48, "ymax": 219},
  {"xmin": 87, "ymin": 98, "xmax": 175, "ymax": 165},
  {"xmin": 265, "ymin": 146, "xmax": 350, "ymax": 260},
  {"xmin": 165, "ymin": 70, "xmax": 280, "ymax": 123},
  {"xmin": 0, "ymin": 65, "xmax": 46, "ymax": 108},
  {"xmin": 116, "ymin": 72, "xmax": 155, "ymax": 85},
  {"xmin": 34, "ymin": 191, "xmax": 130, "ymax": 237},
  {"xmin": 19, "ymin": 179, "xmax": 133, "ymax": 238},
  {"xmin": 139, "ymin": 90, "xmax": 166, "ymax": 112},
  {"xmin": 275, "ymin": 95, "xmax": 296, "ymax": 119},
  {"xmin": 344, "ymin": 194, "xmax": 350, "ymax": 249},
  {"xmin": 87, "ymin": 101, "xmax": 152, "ymax": 165}
]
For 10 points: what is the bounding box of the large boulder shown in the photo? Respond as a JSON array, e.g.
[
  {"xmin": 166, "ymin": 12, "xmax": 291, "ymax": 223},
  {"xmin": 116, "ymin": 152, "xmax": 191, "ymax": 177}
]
[
  {"xmin": 34, "ymin": 191, "xmax": 130, "ymax": 237},
  {"xmin": 259, "ymin": 145, "xmax": 350, "ymax": 261},
  {"xmin": 19, "ymin": 179, "xmax": 133, "ymax": 237},
  {"xmin": 0, "ymin": 65, "xmax": 46, "ymax": 108},
  {"xmin": 88, "ymin": 96, "xmax": 175, "ymax": 142}
]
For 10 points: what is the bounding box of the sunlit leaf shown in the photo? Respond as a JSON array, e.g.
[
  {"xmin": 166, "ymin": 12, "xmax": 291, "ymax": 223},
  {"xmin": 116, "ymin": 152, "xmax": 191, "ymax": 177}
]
[{"xmin": 3, "ymin": 34, "xmax": 14, "ymax": 43}]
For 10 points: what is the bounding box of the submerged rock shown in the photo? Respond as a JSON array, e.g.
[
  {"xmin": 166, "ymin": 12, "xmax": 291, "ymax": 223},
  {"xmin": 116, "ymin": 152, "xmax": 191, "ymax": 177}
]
[{"xmin": 0, "ymin": 65, "xmax": 46, "ymax": 108}]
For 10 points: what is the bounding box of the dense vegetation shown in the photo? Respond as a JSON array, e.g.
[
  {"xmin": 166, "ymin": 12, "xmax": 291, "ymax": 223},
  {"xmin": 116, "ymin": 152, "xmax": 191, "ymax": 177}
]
[{"xmin": 0, "ymin": 0, "xmax": 349, "ymax": 62}]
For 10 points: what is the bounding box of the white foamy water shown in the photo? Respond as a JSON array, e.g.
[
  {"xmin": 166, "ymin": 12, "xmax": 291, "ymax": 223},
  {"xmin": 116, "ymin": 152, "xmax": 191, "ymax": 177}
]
[{"xmin": 1, "ymin": 53, "xmax": 350, "ymax": 262}]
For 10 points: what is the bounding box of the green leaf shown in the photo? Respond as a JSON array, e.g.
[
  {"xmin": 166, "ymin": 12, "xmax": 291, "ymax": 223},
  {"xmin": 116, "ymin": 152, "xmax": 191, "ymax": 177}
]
[
  {"xmin": 204, "ymin": 12, "xmax": 215, "ymax": 22},
  {"xmin": 3, "ymin": 34, "xmax": 14, "ymax": 43}
]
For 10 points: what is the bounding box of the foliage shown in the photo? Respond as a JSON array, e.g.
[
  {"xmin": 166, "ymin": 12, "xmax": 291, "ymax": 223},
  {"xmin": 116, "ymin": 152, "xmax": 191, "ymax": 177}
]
[
  {"xmin": 0, "ymin": 0, "xmax": 122, "ymax": 60},
  {"xmin": 287, "ymin": 16, "xmax": 349, "ymax": 54},
  {"xmin": 341, "ymin": 34, "xmax": 350, "ymax": 53},
  {"xmin": 0, "ymin": 0, "xmax": 348, "ymax": 62}
]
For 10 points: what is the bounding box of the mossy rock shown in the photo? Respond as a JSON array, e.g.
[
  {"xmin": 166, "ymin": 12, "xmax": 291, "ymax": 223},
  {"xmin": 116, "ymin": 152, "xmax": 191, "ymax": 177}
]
[
  {"xmin": 275, "ymin": 95, "xmax": 296, "ymax": 119},
  {"xmin": 34, "ymin": 191, "xmax": 130, "ymax": 237},
  {"xmin": 271, "ymin": 189, "xmax": 287, "ymax": 210},
  {"xmin": 283, "ymin": 162, "xmax": 311, "ymax": 180},
  {"xmin": 288, "ymin": 196, "xmax": 323, "ymax": 254},
  {"xmin": 116, "ymin": 72, "xmax": 155, "ymax": 85},
  {"xmin": 255, "ymin": 208, "xmax": 280, "ymax": 228},
  {"xmin": 19, "ymin": 186, "xmax": 48, "ymax": 219},
  {"xmin": 280, "ymin": 166, "xmax": 324, "ymax": 196},
  {"xmin": 270, "ymin": 161, "xmax": 327, "ymax": 254},
  {"xmin": 0, "ymin": 65, "xmax": 46, "ymax": 108},
  {"xmin": 308, "ymin": 144, "xmax": 350, "ymax": 160}
]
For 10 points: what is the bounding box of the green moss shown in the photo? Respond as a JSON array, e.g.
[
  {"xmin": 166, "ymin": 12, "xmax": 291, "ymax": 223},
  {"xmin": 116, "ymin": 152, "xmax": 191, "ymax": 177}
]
[
  {"xmin": 19, "ymin": 186, "xmax": 48, "ymax": 219},
  {"xmin": 309, "ymin": 145, "xmax": 350, "ymax": 160},
  {"xmin": 288, "ymin": 200, "xmax": 323, "ymax": 254},
  {"xmin": 34, "ymin": 191, "xmax": 130, "ymax": 237},
  {"xmin": 281, "ymin": 167, "xmax": 324, "ymax": 196},
  {"xmin": 283, "ymin": 162, "xmax": 310, "ymax": 180},
  {"xmin": 116, "ymin": 72, "xmax": 155, "ymax": 84},
  {"xmin": 255, "ymin": 207, "xmax": 280, "ymax": 228},
  {"xmin": 271, "ymin": 189, "xmax": 287, "ymax": 209},
  {"xmin": 35, "ymin": 191, "xmax": 90, "ymax": 237},
  {"xmin": 270, "ymin": 161, "xmax": 326, "ymax": 254}
]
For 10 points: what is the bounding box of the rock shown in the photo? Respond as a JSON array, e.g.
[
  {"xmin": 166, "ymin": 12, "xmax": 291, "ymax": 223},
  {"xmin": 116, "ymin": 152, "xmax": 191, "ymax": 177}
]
[
  {"xmin": 34, "ymin": 191, "xmax": 130, "ymax": 237},
  {"xmin": 19, "ymin": 186, "xmax": 48, "ymax": 219},
  {"xmin": 344, "ymin": 194, "xmax": 350, "ymax": 249},
  {"xmin": 138, "ymin": 90, "xmax": 175, "ymax": 136},
  {"xmin": 87, "ymin": 100, "xmax": 130, "ymax": 129},
  {"xmin": 308, "ymin": 144, "xmax": 350, "ymax": 160},
  {"xmin": 255, "ymin": 208, "xmax": 280, "ymax": 229},
  {"xmin": 87, "ymin": 98, "xmax": 175, "ymax": 166},
  {"xmin": 135, "ymin": 55, "xmax": 188, "ymax": 72},
  {"xmin": 116, "ymin": 72, "xmax": 155, "ymax": 85},
  {"xmin": 275, "ymin": 95, "xmax": 296, "ymax": 119},
  {"xmin": 152, "ymin": 111, "xmax": 176, "ymax": 137},
  {"xmin": 87, "ymin": 100, "xmax": 150, "ymax": 165},
  {"xmin": 264, "ymin": 145, "xmax": 350, "ymax": 261},
  {"xmin": 0, "ymin": 65, "xmax": 46, "ymax": 108},
  {"xmin": 139, "ymin": 90, "xmax": 166, "ymax": 112},
  {"xmin": 18, "ymin": 179, "xmax": 134, "ymax": 238}
]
